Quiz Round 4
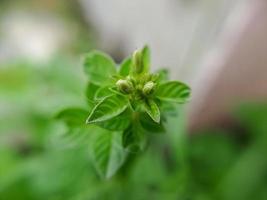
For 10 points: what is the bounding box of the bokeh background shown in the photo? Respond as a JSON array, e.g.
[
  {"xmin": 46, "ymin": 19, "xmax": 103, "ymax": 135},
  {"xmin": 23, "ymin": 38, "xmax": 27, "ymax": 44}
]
[{"xmin": 1, "ymin": 0, "xmax": 267, "ymax": 200}]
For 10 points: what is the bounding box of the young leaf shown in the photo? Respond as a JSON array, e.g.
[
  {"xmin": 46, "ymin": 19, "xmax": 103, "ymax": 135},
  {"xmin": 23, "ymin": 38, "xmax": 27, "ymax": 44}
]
[
  {"xmin": 140, "ymin": 113, "xmax": 165, "ymax": 134},
  {"xmin": 155, "ymin": 69, "xmax": 169, "ymax": 83},
  {"xmin": 143, "ymin": 99, "xmax": 160, "ymax": 123},
  {"xmin": 56, "ymin": 108, "xmax": 88, "ymax": 127},
  {"xmin": 119, "ymin": 57, "xmax": 132, "ymax": 77},
  {"xmin": 86, "ymin": 82, "xmax": 100, "ymax": 101},
  {"xmin": 84, "ymin": 51, "xmax": 116, "ymax": 85},
  {"xmin": 131, "ymin": 46, "xmax": 150, "ymax": 75},
  {"xmin": 86, "ymin": 95, "xmax": 128, "ymax": 124},
  {"xmin": 96, "ymin": 111, "xmax": 131, "ymax": 131},
  {"xmin": 141, "ymin": 45, "xmax": 150, "ymax": 73},
  {"xmin": 160, "ymin": 101, "xmax": 181, "ymax": 116},
  {"xmin": 90, "ymin": 130, "xmax": 127, "ymax": 179},
  {"xmin": 94, "ymin": 86, "xmax": 113, "ymax": 100},
  {"xmin": 85, "ymin": 82, "xmax": 100, "ymax": 111},
  {"xmin": 155, "ymin": 81, "xmax": 191, "ymax": 103}
]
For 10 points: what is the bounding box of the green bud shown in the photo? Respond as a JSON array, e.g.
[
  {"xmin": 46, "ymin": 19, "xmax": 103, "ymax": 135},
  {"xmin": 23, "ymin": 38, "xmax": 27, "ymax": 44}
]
[
  {"xmin": 142, "ymin": 81, "xmax": 155, "ymax": 95},
  {"xmin": 133, "ymin": 50, "xmax": 143, "ymax": 74},
  {"xmin": 116, "ymin": 79, "xmax": 133, "ymax": 94}
]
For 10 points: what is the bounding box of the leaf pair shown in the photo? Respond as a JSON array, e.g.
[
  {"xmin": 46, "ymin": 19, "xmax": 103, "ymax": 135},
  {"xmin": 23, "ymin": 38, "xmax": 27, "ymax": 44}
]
[{"xmin": 84, "ymin": 51, "xmax": 132, "ymax": 126}]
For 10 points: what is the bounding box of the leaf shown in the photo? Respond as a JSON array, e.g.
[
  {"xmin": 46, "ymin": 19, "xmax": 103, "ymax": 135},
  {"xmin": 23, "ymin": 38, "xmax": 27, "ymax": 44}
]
[
  {"xmin": 56, "ymin": 108, "xmax": 88, "ymax": 127},
  {"xmin": 55, "ymin": 126, "xmax": 95, "ymax": 148},
  {"xmin": 119, "ymin": 57, "xmax": 132, "ymax": 77},
  {"xmin": 143, "ymin": 99, "xmax": 160, "ymax": 123},
  {"xmin": 85, "ymin": 82, "xmax": 100, "ymax": 110},
  {"xmin": 122, "ymin": 124, "xmax": 146, "ymax": 151},
  {"xmin": 155, "ymin": 69, "xmax": 169, "ymax": 83},
  {"xmin": 109, "ymin": 86, "xmax": 125, "ymax": 96},
  {"xmin": 86, "ymin": 95, "xmax": 129, "ymax": 124},
  {"xmin": 86, "ymin": 82, "xmax": 100, "ymax": 102},
  {"xmin": 94, "ymin": 86, "xmax": 113, "ymax": 100},
  {"xmin": 96, "ymin": 110, "xmax": 131, "ymax": 131},
  {"xmin": 84, "ymin": 51, "xmax": 116, "ymax": 85},
  {"xmin": 160, "ymin": 101, "xmax": 181, "ymax": 116},
  {"xmin": 140, "ymin": 113, "xmax": 165, "ymax": 134},
  {"xmin": 90, "ymin": 130, "xmax": 127, "ymax": 178},
  {"xmin": 141, "ymin": 45, "xmax": 150, "ymax": 73},
  {"xmin": 155, "ymin": 81, "xmax": 191, "ymax": 103}
]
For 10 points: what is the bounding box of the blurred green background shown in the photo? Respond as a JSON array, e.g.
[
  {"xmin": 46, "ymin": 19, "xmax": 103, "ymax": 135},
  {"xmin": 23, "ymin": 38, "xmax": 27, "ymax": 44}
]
[{"xmin": 1, "ymin": 1, "xmax": 267, "ymax": 200}]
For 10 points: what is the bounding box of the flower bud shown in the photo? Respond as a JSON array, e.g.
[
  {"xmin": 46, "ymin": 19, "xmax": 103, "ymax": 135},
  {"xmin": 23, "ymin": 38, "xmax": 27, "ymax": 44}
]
[
  {"xmin": 116, "ymin": 79, "xmax": 133, "ymax": 94},
  {"xmin": 142, "ymin": 81, "xmax": 155, "ymax": 95}
]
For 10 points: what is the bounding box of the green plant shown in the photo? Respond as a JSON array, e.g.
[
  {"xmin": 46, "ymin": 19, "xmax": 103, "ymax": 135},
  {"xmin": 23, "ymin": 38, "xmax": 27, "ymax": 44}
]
[{"xmin": 56, "ymin": 46, "xmax": 191, "ymax": 178}]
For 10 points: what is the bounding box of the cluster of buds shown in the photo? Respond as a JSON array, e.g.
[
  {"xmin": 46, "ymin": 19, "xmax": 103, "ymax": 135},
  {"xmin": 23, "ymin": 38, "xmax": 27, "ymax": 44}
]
[
  {"xmin": 116, "ymin": 78, "xmax": 155, "ymax": 96},
  {"xmin": 116, "ymin": 48, "xmax": 156, "ymax": 98}
]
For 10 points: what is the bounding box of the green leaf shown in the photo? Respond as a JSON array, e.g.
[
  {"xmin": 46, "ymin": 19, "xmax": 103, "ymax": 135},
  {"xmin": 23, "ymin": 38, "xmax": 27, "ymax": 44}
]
[
  {"xmin": 84, "ymin": 50, "xmax": 117, "ymax": 85},
  {"xmin": 119, "ymin": 57, "xmax": 132, "ymax": 77},
  {"xmin": 94, "ymin": 86, "xmax": 113, "ymax": 100},
  {"xmin": 56, "ymin": 108, "xmax": 88, "ymax": 127},
  {"xmin": 85, "ymin": 82, "xmax": 100, "ymax": 110},
  {"xmin": 155, "ymin": 69, "xmax": 169, "ymax": 83},
  {"xmin": 140, "ymin": 113, "xmax": 165, "ymax": 134},
  {"xmin": 109, "ymin": 86, "xmax": 124, "ymax": 96},
  {"xmin": 160, "ymin": 101, "xmax": 181, "ymax": 116},
  {"xmin": 143, "ymin": 99, "xmax": 160, "ymax": 123},
  {"xmin": 96, "ymin": 110, "xmax": 131, "ymax": 131},
  {"xmin": 86, "ymin": 82, "xmax": 100, "ymax": 102},
  {"xmin": 141, "ymin": 45, "xmax": 150, "ymax": 73},
  {"xmin": 86, "ymin": 95, "xmax": 129, "ymax": 124},
  {"xmin": 155, "ymin": 81, "xmax": 191, "ymax": 103},
  {"xmin": 122, "ymin": 124, "xmax": 146, "ymax": 151},
  {"xmin": 90, "ymin": 130, "xmax": 127, "ymax": 178}
]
